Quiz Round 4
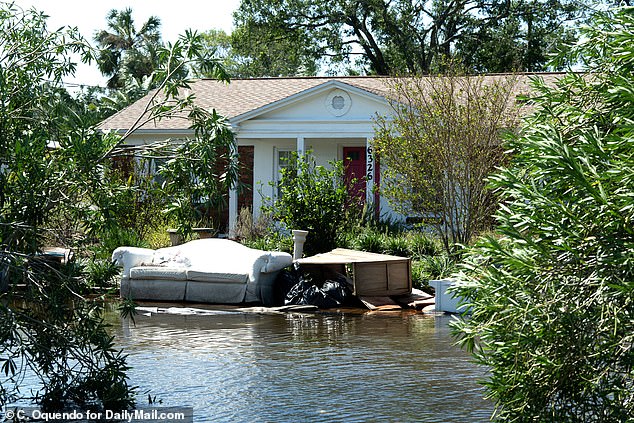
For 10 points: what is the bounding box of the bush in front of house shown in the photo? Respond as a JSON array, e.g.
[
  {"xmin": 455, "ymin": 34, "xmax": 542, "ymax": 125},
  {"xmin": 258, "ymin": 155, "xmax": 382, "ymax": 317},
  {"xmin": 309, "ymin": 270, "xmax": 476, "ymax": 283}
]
[
  {"xmin": 351, "ymin": 228, "xmax": 387, "ymax": 253},
  {"xmin": 241, "ymin": 231, "xmax": 294, "ymax": 254},
  {"xmin": 264, "ymin": 152, "xmax": 362, "ymax": 255},
  {"xmin": 373, "ymin": 68, "xmax": 521, "ymax": 252}
]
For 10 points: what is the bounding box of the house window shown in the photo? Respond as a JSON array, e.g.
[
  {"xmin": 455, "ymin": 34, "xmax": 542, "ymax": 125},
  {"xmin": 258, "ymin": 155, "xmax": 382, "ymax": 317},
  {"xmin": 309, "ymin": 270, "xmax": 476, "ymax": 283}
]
[
  {"xmin": 276, "ymin": 149, "xmax": 294, "ymax": 198},
  {"xmin": 111, "ymin": 155, "xmax": 134, "ymax": 178}
]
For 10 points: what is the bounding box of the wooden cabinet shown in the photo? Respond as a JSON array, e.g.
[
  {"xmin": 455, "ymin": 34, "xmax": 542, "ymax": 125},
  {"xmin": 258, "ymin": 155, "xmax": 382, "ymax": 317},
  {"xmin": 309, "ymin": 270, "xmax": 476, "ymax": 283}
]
[{"xmin": 297, "ymin": 249, "xmax": 411, "ymax": 297}]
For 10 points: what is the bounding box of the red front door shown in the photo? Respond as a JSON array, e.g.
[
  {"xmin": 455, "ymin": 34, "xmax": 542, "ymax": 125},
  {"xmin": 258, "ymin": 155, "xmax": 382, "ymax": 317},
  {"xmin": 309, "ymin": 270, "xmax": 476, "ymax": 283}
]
[{"xmin": 343, "ymin": 146, "xmax": 366, "ymax": 203}]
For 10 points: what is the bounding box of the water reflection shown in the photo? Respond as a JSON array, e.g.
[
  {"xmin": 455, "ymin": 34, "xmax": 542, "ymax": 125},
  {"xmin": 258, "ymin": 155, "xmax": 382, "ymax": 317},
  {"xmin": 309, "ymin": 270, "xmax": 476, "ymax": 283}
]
[{"xmin": 114, "ymin": 309, "xmax": 492, "ymax": 423}]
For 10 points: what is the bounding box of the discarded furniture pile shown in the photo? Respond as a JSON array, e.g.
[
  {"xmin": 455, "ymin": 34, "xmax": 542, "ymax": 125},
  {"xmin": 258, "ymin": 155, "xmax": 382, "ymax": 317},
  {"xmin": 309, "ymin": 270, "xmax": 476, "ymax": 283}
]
[
  {"xmin": 112, "ymin": 235, "xmax": 443, "ymax": 312},
  {"xmin": 291, "ymin": 248, "xmax": 433, "ymax": 311}
]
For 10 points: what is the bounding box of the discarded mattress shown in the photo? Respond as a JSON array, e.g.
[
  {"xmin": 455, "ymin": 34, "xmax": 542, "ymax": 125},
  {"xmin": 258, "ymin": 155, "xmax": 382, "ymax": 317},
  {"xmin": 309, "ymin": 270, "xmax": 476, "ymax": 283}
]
[{"xmin": 112, "ymin": 239, "xmax": 293, "ymax": 306}]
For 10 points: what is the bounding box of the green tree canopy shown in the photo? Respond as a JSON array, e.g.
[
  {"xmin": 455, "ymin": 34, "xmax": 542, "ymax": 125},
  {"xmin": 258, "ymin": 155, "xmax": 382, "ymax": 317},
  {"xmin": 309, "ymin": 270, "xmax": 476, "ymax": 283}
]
[
  {"xmin": 0, "ymin": 3, "xmax": 235, "ymax": 408},
  {"xmin": 230, "ymin": 22, "xmax": 320, "ymax": 77},
  {"xmin": 190, "ymin": 27, "xmax": 319, "ymax": 78},
  {"xmin": 191, "ymin": 29, "xmax": 235, "ymax": 78},
  {"xmin": 457, "ymin": 0, "xmax": 585, "ymax": 72},
  {"xmin": 453, "ymin": 6, "xmax": 634, "ymax": 421},
  {"xmin": 232, "ymin": 0, "xmax": 600, "ymax": 75},
  {"xmin": 94, "ymin": 8, "xmax": 162, "ymax": 89}
]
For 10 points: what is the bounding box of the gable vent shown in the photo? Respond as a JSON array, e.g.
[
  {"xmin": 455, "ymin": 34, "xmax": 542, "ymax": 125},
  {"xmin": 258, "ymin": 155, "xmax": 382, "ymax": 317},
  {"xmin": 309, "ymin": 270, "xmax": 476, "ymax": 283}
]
[{"xmin": 325, "ymin": 89, "xmax": 352, "ymax": 117}]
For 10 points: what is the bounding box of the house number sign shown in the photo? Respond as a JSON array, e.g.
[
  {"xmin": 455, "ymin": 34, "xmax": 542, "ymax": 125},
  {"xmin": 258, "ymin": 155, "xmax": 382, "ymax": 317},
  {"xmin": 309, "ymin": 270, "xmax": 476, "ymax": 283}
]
[{"xmin": 366, "ymin": 147, "xmax": 374, "ymax": 181}]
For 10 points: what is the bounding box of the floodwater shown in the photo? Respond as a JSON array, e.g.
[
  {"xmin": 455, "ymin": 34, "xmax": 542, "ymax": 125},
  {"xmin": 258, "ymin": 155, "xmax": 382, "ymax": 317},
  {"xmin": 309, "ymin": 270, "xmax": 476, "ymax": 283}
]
[{"xmin": 113, "ymin": 308, "xmax": 493, "ymax": 423}]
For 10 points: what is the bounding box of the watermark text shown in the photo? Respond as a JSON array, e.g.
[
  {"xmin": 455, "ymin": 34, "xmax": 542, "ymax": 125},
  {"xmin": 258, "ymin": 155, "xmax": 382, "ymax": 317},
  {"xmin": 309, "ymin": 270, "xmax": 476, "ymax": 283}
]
[{"xmin": 3, "ymin": 407, "xmax": 193, "ymax": 422}]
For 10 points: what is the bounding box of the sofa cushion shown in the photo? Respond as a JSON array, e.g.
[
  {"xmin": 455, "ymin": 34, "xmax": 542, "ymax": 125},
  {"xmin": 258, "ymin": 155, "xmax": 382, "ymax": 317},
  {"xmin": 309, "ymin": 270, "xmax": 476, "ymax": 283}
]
[
  {"xmin": 125, "ymin": 279, "xmax": 186, "ymax": 301},
  {"xmin": 129, "ymin": 266, "xmax": 187, "ymax": 281},
  {"xmin": 185, "ymin": 282, "xmax": 247, "ymax": 303},
  {"xmin": 186, "ymin": 270, "xmax": 248, "ymax": 284}
]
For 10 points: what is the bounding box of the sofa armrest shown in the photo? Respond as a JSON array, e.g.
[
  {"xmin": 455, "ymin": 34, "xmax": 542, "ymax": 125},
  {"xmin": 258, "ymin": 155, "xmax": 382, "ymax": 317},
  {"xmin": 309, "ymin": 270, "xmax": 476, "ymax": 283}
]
[
  {"xmin": 112, "ymin": 247, "xmax": 156, "ymax": 277},
  {"xmin": 262, "ymin": 252, "xmax": 293, "ymax": 273}
]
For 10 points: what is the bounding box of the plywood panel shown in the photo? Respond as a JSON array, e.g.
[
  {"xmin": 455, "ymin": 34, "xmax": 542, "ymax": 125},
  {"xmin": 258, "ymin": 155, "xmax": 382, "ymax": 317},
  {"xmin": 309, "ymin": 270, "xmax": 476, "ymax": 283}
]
[
  {"xmin": 387, "ymin": 262, "xmax": 411, "ymax": 295},
  {"xmin": 298, "ymin": 248, "xmax": 407, "ymax": 264},
  {"xmin": 354, "ymin": 263, "xmax": 388, "ymax": 295}
]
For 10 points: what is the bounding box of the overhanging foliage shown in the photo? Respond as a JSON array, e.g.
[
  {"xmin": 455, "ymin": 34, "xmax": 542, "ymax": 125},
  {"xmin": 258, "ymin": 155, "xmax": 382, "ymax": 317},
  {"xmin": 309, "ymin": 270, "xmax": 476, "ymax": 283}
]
[{"xmin": 453, "ymin": 7, "xmax": 634, "ymax": 421}]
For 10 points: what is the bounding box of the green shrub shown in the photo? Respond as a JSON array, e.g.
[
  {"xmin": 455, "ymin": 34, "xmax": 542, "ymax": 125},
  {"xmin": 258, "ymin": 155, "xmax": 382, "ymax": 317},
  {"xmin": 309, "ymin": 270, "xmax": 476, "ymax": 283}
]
[
  {"xmin": 420, "ymin": 255, "xmax": 456, "ymax": 280},
  {"xmin": 241, "ymin": 232, "xmax": 293, "ymax": 254},
  {"xmin": 334, "ymin": 231, "xmax": 355, "ymax": 249},
  {"xmin": 384, "ymin": 235, "xmax": 410, "ymax": 257},
  {"xmin": 264, "ymin": 152, "xmax": 361, "ymax": 255},
  {"xmin": 144, "ymin": 224, "xmax": 172, "ymax": 249},
  {"xmin": 410, "ymin": 255, "xmax": 457, "ymax": 292},
  {"xmin": 361, "ymin": 211, "xmax": 406, "ymax": 235},
  {"xmin": 86, "ymin": 259, "xmax": 120, "ymax": 289},
  {"xmin": 344, "ymin": 227, "xmax": 445, "ymax": 259},
  {"xmin": 406, "ymin": 231, "xmax": 442, "ymax": 258},
  {"xmin": 453, "ymin": 9, "xmax": 634, "ymax": 421},
  {"xmin": 353, "ymin": 229, "xmax": 386, "ymax": 253},
  {"xmin": 87, "ymin": 160, "xmax": 167, "ymax": 245},
  {"xmin": 410, "ymin": 260, "xmax": 429, "ymax": 291},
  {"xmin": 94, "ymin": 226, "xmax": 149, "ymax": 260}
]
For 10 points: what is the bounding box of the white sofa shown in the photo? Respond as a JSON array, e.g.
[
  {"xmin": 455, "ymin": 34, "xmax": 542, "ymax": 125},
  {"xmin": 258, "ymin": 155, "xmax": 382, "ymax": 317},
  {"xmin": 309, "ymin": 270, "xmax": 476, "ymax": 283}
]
[{"xmin": 112, "ymin": 239, "xmax": 293, "ymax": 306}]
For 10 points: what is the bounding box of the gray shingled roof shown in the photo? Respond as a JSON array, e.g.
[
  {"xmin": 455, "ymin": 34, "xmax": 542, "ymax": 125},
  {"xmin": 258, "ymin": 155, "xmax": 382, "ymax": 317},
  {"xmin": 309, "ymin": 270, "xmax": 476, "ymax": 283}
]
[
  {"xmin": 99, "ymin": 76, "xmax": 391, "ymax": 132},
  {"xmin": 99, "ymin": 74, "xmax": 564, "ymax": 132}
]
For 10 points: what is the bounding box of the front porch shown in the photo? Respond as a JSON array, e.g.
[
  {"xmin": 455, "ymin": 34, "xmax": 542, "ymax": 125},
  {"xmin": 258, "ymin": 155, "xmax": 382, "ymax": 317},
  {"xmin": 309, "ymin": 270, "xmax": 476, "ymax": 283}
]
[{"xmin": 228, "ymin": 134, "xmax": 383, "ymax": 234}]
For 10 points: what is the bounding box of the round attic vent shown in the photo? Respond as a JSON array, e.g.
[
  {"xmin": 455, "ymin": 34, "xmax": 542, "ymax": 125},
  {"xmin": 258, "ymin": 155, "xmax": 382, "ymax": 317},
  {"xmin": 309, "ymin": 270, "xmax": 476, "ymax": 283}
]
[
  {"xmin": 325, "ymin": 89, "xmax": 352, "ymax": 117},
  {"xmin": 332, "ymin": 95, "xmax": 345, "ymax": 109}
]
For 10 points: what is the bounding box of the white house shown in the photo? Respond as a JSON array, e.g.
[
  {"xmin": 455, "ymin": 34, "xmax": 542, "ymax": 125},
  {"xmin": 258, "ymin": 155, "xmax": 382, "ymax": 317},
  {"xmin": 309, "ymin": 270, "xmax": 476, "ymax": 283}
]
[
  {"xmin": 99, "ymin": 74, "xmax": 561, "ymax": 233},
  {"xmin": 100, "ymin": 76, "xmax": 397, "ymax": 232}
]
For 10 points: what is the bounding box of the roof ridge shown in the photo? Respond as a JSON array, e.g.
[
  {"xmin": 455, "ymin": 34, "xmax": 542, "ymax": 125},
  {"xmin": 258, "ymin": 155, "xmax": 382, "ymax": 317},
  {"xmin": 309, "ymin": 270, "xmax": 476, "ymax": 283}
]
[
  {"xmin": 199, "ymin": 72, "xmax": 570, "ymax": 82},
  {"xmin": 199, "ymin": 75, "xmax": 391, "ymax": 82}
]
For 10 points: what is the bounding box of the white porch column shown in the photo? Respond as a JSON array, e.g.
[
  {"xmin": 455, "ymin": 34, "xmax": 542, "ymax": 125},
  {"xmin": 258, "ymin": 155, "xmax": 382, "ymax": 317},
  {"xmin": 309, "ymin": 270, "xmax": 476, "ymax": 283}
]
[
  {"xmin": 228, "ymin": 186, "xmax": 238, "ymax": 237},
  {"xmin": 296, "ymin": 136, "xmax": 305, "ymax": 157},
  {"xmin": 365, "ymin": 136, "xmax": 375, "ymax": 206},
  {"xmin": 228, "ymin": 140, "xmax": 239, "ymax": 238},
  {"xmin": 296, "ymin": 136, "xmax": 305, "ymax": 175}
]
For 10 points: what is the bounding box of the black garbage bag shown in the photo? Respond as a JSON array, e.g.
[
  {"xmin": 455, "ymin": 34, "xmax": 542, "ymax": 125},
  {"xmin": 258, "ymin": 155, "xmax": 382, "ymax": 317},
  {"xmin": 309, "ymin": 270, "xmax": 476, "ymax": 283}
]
[
  {"xmin": 284, "ymin": 277, "xmax": 314, "ymax": 306},
  {"xmin": 301, "ymin": 284, "xmax": 340, "ymax": 308},
  {"xmin": 274, "ymin": 264, "xmax": 303, "ymax": 305},
  {"xmin": 321, "ymin": 276, "xmax": 353, "ymax": 305},
  {"xmin": 284, "ymin": 272, "xmax": 354, "ymax": 308}
]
